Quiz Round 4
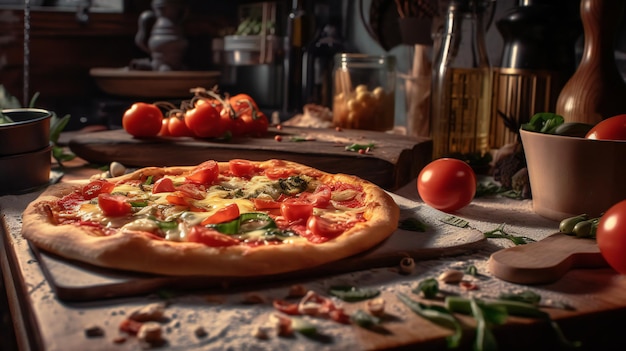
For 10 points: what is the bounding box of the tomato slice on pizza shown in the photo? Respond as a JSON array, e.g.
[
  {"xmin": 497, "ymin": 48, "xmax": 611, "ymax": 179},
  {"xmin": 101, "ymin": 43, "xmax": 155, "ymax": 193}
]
[{"xmin": 21, "ymin": 159, "xmax": 399, "ymax": 277}]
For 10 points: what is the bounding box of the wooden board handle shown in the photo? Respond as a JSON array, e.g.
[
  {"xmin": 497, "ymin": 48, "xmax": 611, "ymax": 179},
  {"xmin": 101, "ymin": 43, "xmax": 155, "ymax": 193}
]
[{"xmin": 487, "ymin": 233, "xmax": 608, "ymax": 285}]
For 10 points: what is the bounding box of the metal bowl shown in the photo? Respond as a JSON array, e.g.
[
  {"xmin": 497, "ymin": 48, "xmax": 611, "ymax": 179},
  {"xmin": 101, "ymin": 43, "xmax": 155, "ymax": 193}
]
[
  {"xmin": 0, "ymin": 108, "xmax": 52, "ymax": 157},
  {"xmin": 0, "ymin": 144, "xmax": 52, "ymax": 195}
]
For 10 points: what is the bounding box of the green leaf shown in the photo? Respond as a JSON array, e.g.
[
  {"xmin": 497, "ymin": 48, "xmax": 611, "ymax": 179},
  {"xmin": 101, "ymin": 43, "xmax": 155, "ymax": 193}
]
[
  {"xmin": 50, "ymin": 113, "xmax": 71, "ymax": 144},
  {"xmin": 483, "ymin": 223, "xmax": 534, "ymax": 245},
  {"xmin": 413, "ymin": 278, "xmax": 439, "ymax": 299},
  {"xmin": 397, "ymin": 293, "xmax": 463, "ymax": 348},
  {"xmin": 329, "ymin": 286, "xmax": 380, "ymax": 302},
  {"xmin": 350, "ymin": 309, "xmax": 381, "ymax": 328},
  {"xmin": 520, "ymin": 112, "xmax": 564, "ymax": 134},
  {"xmin": 440, "ymin": 215, "xmax": 469, "ymax": 228},
  {"xmin": 345, "ymin": 143, "xmax": 375, "ymax": 152}
]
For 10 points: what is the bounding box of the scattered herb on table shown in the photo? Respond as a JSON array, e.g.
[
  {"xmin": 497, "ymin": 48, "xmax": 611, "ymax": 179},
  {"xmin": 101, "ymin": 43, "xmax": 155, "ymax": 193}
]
[
  {"xmin": 329, "ymin": 286, "xmax": 380, "ymax": 302},
  {"xmin": 397, "ymin": 293, "xmax": 463, "ymax": 349},
  {"xmin": 345, "ymin": 142, "xmax": 375, "ymax": 152},
  {"xmin": 483, "ymin": 223, "xmax": 534, "ymax": 245},
  {"xmin": 398, "ymin": 217, "xmax": 427, "ymax": 232},
  {"xmin": 413, "ymin": 278, "xmax": 439, "ymax": 299},
  {"xmin": 440, "ymin": 215, "xmax": 469, "ymax": 228},
  {"xmin": 498, "ymin": 290, "xmax": 541, "ymax": 305},
  {"xmin": 350, "ymin": 309, "xmax": 381, "ymax": 329}
]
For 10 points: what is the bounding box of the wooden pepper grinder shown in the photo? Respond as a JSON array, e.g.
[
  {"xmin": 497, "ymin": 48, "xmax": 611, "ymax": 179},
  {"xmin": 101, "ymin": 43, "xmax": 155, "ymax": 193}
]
[{"xmin": 555, "ymin": 0, "xmax": 626, "ymax": 124}]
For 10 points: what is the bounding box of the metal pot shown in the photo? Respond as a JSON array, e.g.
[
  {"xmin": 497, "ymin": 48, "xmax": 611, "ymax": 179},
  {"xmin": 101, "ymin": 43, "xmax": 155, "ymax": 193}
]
[{"xmin": 0, "ymin": 108, "xmax": 52, "ymax": 157}]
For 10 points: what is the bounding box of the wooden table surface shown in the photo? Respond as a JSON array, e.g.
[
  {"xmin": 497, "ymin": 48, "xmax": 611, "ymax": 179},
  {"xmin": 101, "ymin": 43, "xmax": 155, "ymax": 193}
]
[{"xmin": 2, "ymin": 152, "xmax": 626, "ymax": 351}]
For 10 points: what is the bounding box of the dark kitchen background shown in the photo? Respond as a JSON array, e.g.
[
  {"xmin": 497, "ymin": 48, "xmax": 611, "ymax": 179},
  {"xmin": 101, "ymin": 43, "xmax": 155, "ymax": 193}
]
[{"xmin": 0, "ymin": 0, "xmax": 625, "ymax": 130}]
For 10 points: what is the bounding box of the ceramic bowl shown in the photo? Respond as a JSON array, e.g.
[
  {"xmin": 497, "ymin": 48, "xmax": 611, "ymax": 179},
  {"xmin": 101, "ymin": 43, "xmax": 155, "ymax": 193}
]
[
  {"xmin": 520, "ymin": 129, "xmax": 626, "ymax": 221},
  {"xmin": 0, "ymin": 144, "xmax": 52, "ymax": 195},
  {"xmin": 0, "ymin": 108, "xmax": 52, "ymax": 157}
]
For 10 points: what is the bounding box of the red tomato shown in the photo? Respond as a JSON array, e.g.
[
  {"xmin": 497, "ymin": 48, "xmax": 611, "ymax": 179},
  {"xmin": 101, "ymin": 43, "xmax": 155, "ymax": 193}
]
[
  {"xmin": 229, "ymin": 159, "xmax": 257, "ymax": 177},
  {"xmin": 596, "ymin": 200, "xmax": 626, "ymax": 274},
  {"xmin": 158, "ymin": 118, "xmax": 171, "ymax": 136},
  {"xmin": 152, "ymin": 177, "xmax": 175, "ymax": 193},
  {"xmin": 201, "ymin": 203, "xmax": 240, "ymax": 225},
  {"xmin": 122, "ymin": 102, "xmax": 163, "ymax": 138},
  {"xmin": 82, "ymin": 180, "xmax": 115, "ymax": 200},
  {"xmin": 585, "ymin": 114, "xmax": 626, "ymax": 140},
  {"xmin": 306, "ymin": 215, "xmax": 346, "ymax": 241},
  {"xmin": 264, "ymin": 167, "xmax": 294, "ymax": 180},
  {"xmin": 185, "ymin": 102, "xmax": 224, "ymax": 138},
  {"xmin": 187, "ymin": 226, "xmax": 240, "ymax": 247},
  {"xmin": 280, "ymin": 198, "xmax": 314, "ymax": 223},
  {"xmin": 168, "ymin": 115, "xmax": 194, "ymax": 137},
  {"xmin": 417, "ymin": 158, "xmax": 476, "ymax": 212},
  {"xmin": 186, "ymin": 160, "xmax": 219, "ymax": 185},
  {"xmin": 97, "ymin": 193, "xmax": 132, "ymax": 217},
  {"xmin": 252, "ymin": 198, "xmax": 282, "ymax": 210}
]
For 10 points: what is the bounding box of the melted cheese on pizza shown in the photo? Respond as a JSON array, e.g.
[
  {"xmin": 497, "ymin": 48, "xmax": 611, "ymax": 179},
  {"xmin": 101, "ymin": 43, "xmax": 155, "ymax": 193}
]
[{"xmin": 56, "ymin": 165, "xmax": 366, "ymax": 247}]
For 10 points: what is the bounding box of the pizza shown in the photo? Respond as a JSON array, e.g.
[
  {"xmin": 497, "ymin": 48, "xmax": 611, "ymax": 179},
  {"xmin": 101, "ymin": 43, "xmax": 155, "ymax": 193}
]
[{"xmin": 21, "ymin": 159, "xmax": 400, "ymax": 277}]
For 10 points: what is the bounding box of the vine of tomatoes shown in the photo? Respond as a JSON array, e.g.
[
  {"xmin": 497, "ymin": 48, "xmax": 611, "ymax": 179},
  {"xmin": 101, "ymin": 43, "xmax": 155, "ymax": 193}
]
[{"xmin": 122, "ymin": 87, "xmax": 269, "ymax": 139}]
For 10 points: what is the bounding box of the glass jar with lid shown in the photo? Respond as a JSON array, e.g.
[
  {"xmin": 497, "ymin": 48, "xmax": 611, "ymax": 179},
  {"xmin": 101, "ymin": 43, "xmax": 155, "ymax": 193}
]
[{"xmin": 332, "ymin": 53, "xmax": 396, "ymax": 131}]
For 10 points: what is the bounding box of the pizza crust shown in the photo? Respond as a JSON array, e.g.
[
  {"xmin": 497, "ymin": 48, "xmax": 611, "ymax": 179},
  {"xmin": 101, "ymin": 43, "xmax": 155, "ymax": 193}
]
[{"xmin": 21, "ymin": 160, "xmax": 399, "ymax": 277}]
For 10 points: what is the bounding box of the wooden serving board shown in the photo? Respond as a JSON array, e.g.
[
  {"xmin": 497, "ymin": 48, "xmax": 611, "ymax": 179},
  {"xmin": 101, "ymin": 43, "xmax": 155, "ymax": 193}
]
[
  {"xmin": 68, "ymin": 127, "xmax": 432, "ymax": 190},
  {"xmin": 488, "ymin": 233, "xmax": 609, "ymax": 285},
  {"xmin": 28, "ymin": 193, "xmax": 486, "ymax": 302}
]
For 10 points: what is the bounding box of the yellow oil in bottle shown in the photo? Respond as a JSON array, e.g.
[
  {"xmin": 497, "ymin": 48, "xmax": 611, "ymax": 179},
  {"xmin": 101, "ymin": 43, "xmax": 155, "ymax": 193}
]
[{"xmin": 431, "ymin": 67, "xmax": 492, "ymax": 159}]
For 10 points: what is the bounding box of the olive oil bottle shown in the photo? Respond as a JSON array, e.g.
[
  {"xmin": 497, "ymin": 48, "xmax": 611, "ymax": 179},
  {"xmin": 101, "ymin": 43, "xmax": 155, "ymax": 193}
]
[{"xmin": 430, "ymin": 0, "xmax": 493, "ymax": 160}]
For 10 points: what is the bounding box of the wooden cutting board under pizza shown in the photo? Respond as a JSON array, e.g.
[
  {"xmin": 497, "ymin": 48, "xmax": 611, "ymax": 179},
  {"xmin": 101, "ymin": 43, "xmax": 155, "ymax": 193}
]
[{"xmin": 19, "ymin": 158, "xmax": 486, "ymax": 301}]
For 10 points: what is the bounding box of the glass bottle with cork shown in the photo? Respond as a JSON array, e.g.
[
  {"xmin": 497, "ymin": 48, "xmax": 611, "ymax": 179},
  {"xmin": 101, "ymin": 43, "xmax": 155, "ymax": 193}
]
[{"xmin": 430, "ymin": 0, "xmax": 493, "ymax": 160}]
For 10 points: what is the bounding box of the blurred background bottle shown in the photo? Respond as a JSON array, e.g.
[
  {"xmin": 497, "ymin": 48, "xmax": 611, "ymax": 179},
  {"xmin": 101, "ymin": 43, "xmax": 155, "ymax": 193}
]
[
  {"xmin": 430, "ymin": 0, "xmax": 493, "ymax": 160},
  {"xmin": 283, "ymin": 0, "xmax": 314, "ymax": 115}
]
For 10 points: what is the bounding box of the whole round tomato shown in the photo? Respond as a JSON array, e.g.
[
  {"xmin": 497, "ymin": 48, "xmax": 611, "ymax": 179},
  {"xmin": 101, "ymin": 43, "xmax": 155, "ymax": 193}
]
[
  {"xmin": 122, "ymin": 102, "xmax": 163, "ymax": 138},
  {"xmin": 167, "ymin": 115, "xmax": 194, "ymax": 137},
  {"xmin": 585, "ymin": 114, "xmax": 626, "ymax": 140},
  {"xmin": 185, "ymin": 102, "xmax": 224, "ymax": 138},
  {"xmin": 417, "ymin": 158, "xmax": 476, "ymax": 212},
  {"xmin": 596, "ymin": 200, "xmax": 626, "ymax": 274}
]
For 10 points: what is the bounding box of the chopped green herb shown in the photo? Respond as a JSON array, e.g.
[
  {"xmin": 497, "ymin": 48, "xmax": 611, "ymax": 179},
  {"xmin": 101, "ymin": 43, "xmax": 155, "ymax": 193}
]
[
  {"xmin": 350, "ymin": 309, "xmax": 381, "ymax": 328},
  {"xmin": 475, "ymin": 181, "xmax": 507, "ymax": 198},
  {"xmin": 291, "ymin": 317, "xmax": 317, "ymax": 336},
  {"xmin": 143, "ymin": 175, "xmax": 154, "ymax": 185},
  {"xmin": 498, "ymin": 290, "xmax": 541, "ymax": 305},
  {"xmin": 130, "ymin": 200, "xmax": 148, "ymax": 207},
  {"xmin": 440, "ymin": 215, "xmax": 469, "ymax": 228},
  {"xmin": 329, "ymin": 286, "xmax": 380, "ymax": 302},
  {"xmin": 413, "ymin": 278, "xmax": 439, "ymax": 299},
  {"xmin": 288, "ymin": 136, "xmax": 314, "ymax": 142},
  {"xmin": 345, "ymin": 143, "xmax": 375, "ymax": 152},
  {"xmin": 397, "ymin": 293, "xmax": 463, "ymax": 349},
  {"xmin": 465, "ymin": 265, "xmax": 478, "ymax": 276},
  {"xmin": 483, "ymin": 223, "xmax": 534, "ymax": 245},
  {"xmin": 398, "ymin": 218, "xmax": 427, "ymax": 232}
]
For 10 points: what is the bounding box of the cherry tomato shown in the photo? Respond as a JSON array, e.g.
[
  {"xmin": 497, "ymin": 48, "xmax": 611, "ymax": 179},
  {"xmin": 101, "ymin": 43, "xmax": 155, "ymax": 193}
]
[
  {"xmin": 122, "ymin": 102, "xmax": 163, "ymax": 138},
  {"xmin": 167, "ymin": 115, "xmax": 194, "ymax": 137},
  {"xmin": 280, "ymin": 198, "xmax": 314, "ymax": 223},
  {"xmin": 82, "ymin": 180, "xmax": 115, "ymax": 200},
  {"xmin": 264, "ymin": 167, "xmax": 295, "ymax": 180},
  {"xmin": 417, "ymin": 158, "xmax": 476, "ymax": 212},
  {"xmin": 596, "ymin": 200, "xmax": 626, "ymax": 274},
  {"xmin": 152, "ymin": 177, "xmax": 175, "ymax": 193},
  {"xmin": 186, "ymin": 160, "xmax": 219, "ymax": 185},
  {"xmin": 306, "ymin": 215, "xmax": 346, "ymax": 241},
  {"xmin": 158, "ymin": 118, "xmax": 171, "ymax": 136},
  {"xmin": 187, "ymin": 226, "xmax": 240, "ymax": 247},
  {"xmin": 185, "ymin": 101, "xmax": 224, "ymax": 138},
  {"xmin": 585, "ymin": 114, "xmax": 626, "ymax": 141},
  {"xmin": 201, "ymin": 203, "xmax": 240, "ymax": 225},
  {"xmin": 97, "ymin": 193, "xmax": 132, "ymax": 217},
  {"xmin": 252, "ymin": 198, "xmax": 282, "ymax": 210},
  {"xmin": 229, "ymin": 159, "xmax": 257, "ymax": 177}
]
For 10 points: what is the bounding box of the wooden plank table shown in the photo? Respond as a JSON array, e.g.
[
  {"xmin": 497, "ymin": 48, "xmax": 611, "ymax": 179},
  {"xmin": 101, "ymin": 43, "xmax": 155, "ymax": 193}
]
[{"xmin": 2, "ymin": 153, "xmax": 626, "ymax": 351}]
